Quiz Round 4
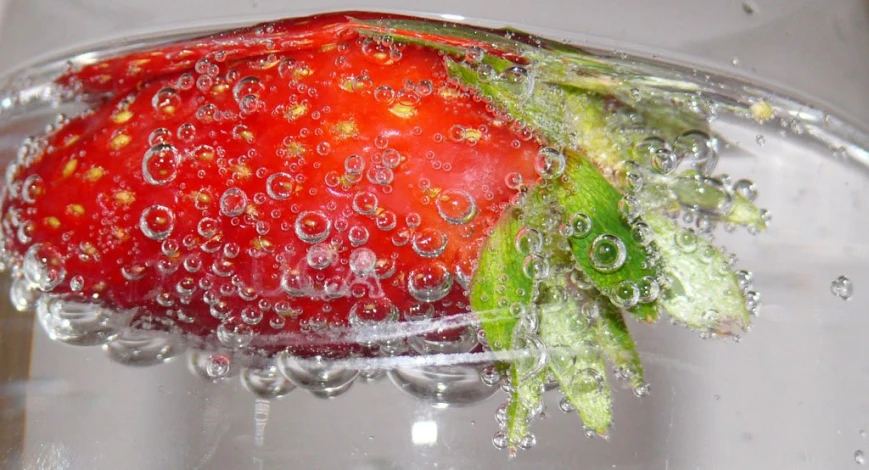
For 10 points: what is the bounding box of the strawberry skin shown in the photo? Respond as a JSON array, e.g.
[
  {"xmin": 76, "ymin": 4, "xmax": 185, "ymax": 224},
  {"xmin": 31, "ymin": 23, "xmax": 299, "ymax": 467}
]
[{"xmin": 1, "ymin": 13, "xmax": 543, "ymax": 355}]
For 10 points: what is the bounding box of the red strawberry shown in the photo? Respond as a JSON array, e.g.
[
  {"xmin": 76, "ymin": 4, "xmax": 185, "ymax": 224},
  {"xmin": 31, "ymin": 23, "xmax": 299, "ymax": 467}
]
[{"xmin": 2, "ymin": 12, "xmax": 544, "ymax": 357}]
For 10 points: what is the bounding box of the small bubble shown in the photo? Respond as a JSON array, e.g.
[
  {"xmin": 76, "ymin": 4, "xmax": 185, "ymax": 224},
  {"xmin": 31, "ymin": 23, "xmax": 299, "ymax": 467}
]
[
  {"xmin": 674, "ymin": 130, "xmax": 717, "ymax": 175},
  {"xmin": 220, "ymin": 188, "xmax": 248, "ymax": 217},
  {"xmin": 492, "ymin": 432, "xmax": 507, "ymax": 450},
  {"xmin": 408, "ymin": 261, "xmax": 453, "ymax": 302},
  {"xmin": 375, "ymin": 210, "xmax": 397, "ymax": 231},
  {"xmin": 755, "ymin": 134, "xmax": 766, "ymax": 146},
  {"xmin": 535, "ymin": 147, "xmax": 566, "ymax": 179},
  {"xmin": 589, "ymin": 234, "xmax": 626, "ymax": 272},
  {"xmin": 142, "ymin": 144, "xmax": 179, "ymax": 185},
  {"xmin": 435, "ymin": 189, "xmax": 477, "ymax": 225},
  {"xmin": 205, "ymin": 353, "xmax": 232, "ymax": 378},
  {"xmin": 348, "ymin": 225, "xmax": 370, "ymax": 246},
  {"xmin": 612, "ymin": 280, "xmax": 640, "ymax": 309},
  {"xmin": 352, "ymin": 192, "xmax": 378, "ymax": 215},
  {"xmin": 295, "ymin": 211, "xmax": 331, "ymax": 243},
  {"xmin": 266, "ymin": 173, "xmax": 295, "ymax": 200},
  {"xmin": 569, "ymin": 214, "xmax": 593, "ymax": 238},
  {"xmin": 515, "ymin": 227, "xmax": 543, "ymax": 255},
  {"xmin": 742, "ymin": 1, "xmax": 757, "ymax": 14},
  {"xmin": 733, "ymin": 179, "xmax": 758, "ymax": 201},
  {"xmin": 306, "ymin": 243, "xmax": 336, "ymax": 270},
  {"xmin": 830, "ymin": 275, "xmax": 853, "ymax": 300},
  {"xmin": 856, "ymin": 450, "xmax": 866, "ymax": 465},
  {"xmin": 522, "ymin": 254, "xmax": 550, "ymax": 280},
  {"xmin": 152, "ymin": 87, "xmax": 180, "ymax": 114},
  {"xmin": 348, "ymin": 248, "xmax": 376, "ymax": 276},
  {"xmin": 23, "ymin": 244, "xmax": 66, "ymax": 292},
  {"xmin": 412, "ymin": 228, "xmax": 448, "ymax": 258},
  {"xmin": 140, "ymin": 205, "xmax": 176, "ymax": 240}
]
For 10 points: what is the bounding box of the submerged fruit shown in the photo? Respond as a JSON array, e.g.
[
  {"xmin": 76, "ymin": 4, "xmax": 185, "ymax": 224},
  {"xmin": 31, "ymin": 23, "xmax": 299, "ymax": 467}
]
[{"xmin": 0, "ymin": 12, "xmax": 769, "ymax": 455}]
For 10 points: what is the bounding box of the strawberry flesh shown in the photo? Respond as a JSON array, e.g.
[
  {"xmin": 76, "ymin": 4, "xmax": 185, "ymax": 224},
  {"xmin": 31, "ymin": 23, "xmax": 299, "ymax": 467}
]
[{"xmin": 2, "ymin": 14, "xmax": 543, "ymax": 356}]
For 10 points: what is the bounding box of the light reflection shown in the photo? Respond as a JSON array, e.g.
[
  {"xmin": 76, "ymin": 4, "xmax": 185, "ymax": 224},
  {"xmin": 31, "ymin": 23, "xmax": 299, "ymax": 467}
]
[{"xmin": 411, "ymin": 420, "xmax": 438, "ymax": 446}]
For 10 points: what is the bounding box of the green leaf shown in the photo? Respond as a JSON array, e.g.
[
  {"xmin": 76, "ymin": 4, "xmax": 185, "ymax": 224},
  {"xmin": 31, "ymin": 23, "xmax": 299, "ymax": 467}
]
[
  {"xmin": 592, "ymin": 293, "xmax": 645, "ymax": 390},
  {"xmin": 644, "ymin": 212, "xmax": 752, "ymax": 334},
  {"xmin": 552, "ymin": 150, "xmax": 660, "ymax": 323},
  {"xmin": 537, "ymin": 283, "xmax": 612, "ymax": 435},
  {"xmin": 469, "ymin": 209, "xmax": 530, "ymax": 351}
]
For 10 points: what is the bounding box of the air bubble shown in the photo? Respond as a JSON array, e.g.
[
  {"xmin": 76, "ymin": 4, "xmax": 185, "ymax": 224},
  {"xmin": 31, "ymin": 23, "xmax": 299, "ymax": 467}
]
[
  {"xmin": 105, "ymin": 329, "xmax": 186, "ymax": 367},
  {"xmin": 733, "ymin": 179, "xmax": 757, "ymax": 201},
  {"xmin": 306, "ymin": 243, "xmax": 336, "ymax": 270},
  {"xmin": 412, "ymin": 228, "xmax": 448, "ymax": 258},
  {"xmin": 295, "ymin": 211, "xmax": 331, "ymax": 243},
  {"xmin": 535, "ymin": 147, "xmax": 566, "ymax": 179},
  {"xmin": 216, "ymin": 322, "xmax": 254, "ymax": 349},
  {"xmin": 220, "ymin": 188, "xmax": 248, "ymax": 217},
  {"xmin": 23, "ymin": 244, "xmax": 66, "ymax": 291},
  {"xmin": 589, "ymin": 234, "xmax": 627, "ymax": 272},
  {"xmin": 21, "ymin": 174, "xmax": 43, "ymax": 203},
  {"xmin": 152, "ymin": 87, "xmax": 180, "ymax": 114},
  {"xmin": 522, "ymin": 255, "xmax": 550, "ymax": 280},
  {"xmin": 612, "ymin": 281, "xmax": 640, "ymax": 309},
  {"xmin": 408, "ymin": 261, "xmax": 453, "ymax": 302},
  {"xmin": 352, "ymin": 191, "xmax": 378, "ymax": 215},
  {"xmin": 671, "ymin": 174, "xmax": 734, "ymax": 216},
  {"xmin": 349, "ymin": 248, "xmax": 377, "ymax": 276},
  {"xmin": 435, "ymin": 189, "xmax": 477, "ymax": 224},
  {"xmin": 140, "ymin": 205, "xmax": 176, "ymax": 240},
  {"xmin": 515, "ymin": 227, "xmax": 543, "ymax": 255},
  {"xmin": 674, "ymin": 130, "xmax": 717, "ymax": 174},
  {"xmin": 266, "ymin": 173, "xmax": 295, "ymax": 200},
  {"xmin": 830, "ymin": 275, "xmax": 853, "ymax": 300},
  {"xmin": 241, "ymin": 366, "xmax": 296, "ymax": 399},
  {"xmin": 142, "ymin": 144, "xmax": 179, "ymax": 185},
  {"xmin": 569, "ymin": 214, "xmax": 593, "ymax": 238},
  {"xmin": 36, "ymin": 296, "xmax": 128, "ymax": 346}
]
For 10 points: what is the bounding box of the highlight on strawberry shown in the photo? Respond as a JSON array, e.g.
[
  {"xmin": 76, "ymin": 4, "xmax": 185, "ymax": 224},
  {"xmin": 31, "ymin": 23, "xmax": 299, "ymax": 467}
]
[{"xmin": 0, "ymin": 12, "xmax": 769, "ymax": 454}]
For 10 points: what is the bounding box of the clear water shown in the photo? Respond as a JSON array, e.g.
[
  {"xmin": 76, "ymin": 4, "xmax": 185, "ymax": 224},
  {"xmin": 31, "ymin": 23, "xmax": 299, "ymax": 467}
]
[{"xmin": 0, "ymin": 19, "xmax": 868, "ymax": 470}]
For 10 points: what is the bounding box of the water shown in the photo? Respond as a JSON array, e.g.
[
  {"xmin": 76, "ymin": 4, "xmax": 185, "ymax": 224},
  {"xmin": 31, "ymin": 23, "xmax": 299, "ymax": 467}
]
[{"xmin": 0, "ymin": 14, "xmax": 868, "ymax": 469}]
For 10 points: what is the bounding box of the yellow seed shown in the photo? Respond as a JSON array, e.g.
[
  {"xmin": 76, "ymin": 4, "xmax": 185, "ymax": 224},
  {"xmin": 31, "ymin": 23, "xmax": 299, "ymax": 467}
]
[
  {"xmin": 388, "ymin": 103, "xmax": 417, "ymax": 119},
  {"xmin": 44, "ymin": 216, "xmax": 60, "ymax": 229},
  {"xmin": 245, "ymin": 204, "xmax": 259, "ymax": 217},
  {"xmin": 110, "ymin": 134, "xmax": 131, "ymax": 150},
  {"xmin": 96, "ymin": 74, "xmax": 112, "ymax": 84},
  {"xmin": 92, "ymin": 281, "xmax": 107, "ymax": 292},
  {"xmin": 232, "ymin": 164, "xmax": 252, "ymax": 180},
  {"xmin": 84, "ymin": 166, "xmax": 105, "ymax": 182},
  {"xmin": 285, "ymin": 141, "xmax": 306, "ymax": 157},
  {"xmin": 196, "ymin": 148, "xmax": 214, "ymax": 162},
  {"xmin": 438, "ymin": 87, "xmax": 461, "ymax": 100},
  {"xmin": 62, "ymin": 159, "xmax": 78, "ymax": 178},
  {"xmin": 211, "ymin": 83, "xmax": 229, "ymax": 95},
  {"xmin": 159, "ymin": 105, "xmax": 176, "ymax": 116},
  {"xmin": 63, "ymin": 134, "xmax": 80, "ymax": 147},
  {"xmin": 464, "ymin": 128, "xmax": 483, "ymax": 143},
  {"xmin": 113, "ymin": 190, "xmax": 135, "ymax": 206},
  {"xmin": 112, "ymin": 227, "xmax": 130, "ymax": 241},
  {"xmin": 293, "ymin": 66, "xmax": 312, "ymax": 79},
  {"xmin": 339, "ymin": 77, "xmax": 356, "ymax": 92},
  {"xmin": 80, "ymin": 242, "xmax": 97, "ymax": 257},
  {"xmin": 251, "ymin": 237, "xmax": 274, "ymax": 251},
  {"xmin": 66, "ymin": 204, "xmax": 85, "ymax": 216},
  {"xmin": 332, "ymin": 120, "xmax": 358, "ymax": 140},
  {"xmin": 195, "ymin": 190, "xmax": 213, "ymax": 206},
  {"xmin": 285, "ymin": 104, "xmax": 309, "ymax": 121},
  {"xmin": 750, "ymin": 100, "xmax": 774, "ymax": 123},
  {"xmin": 112, "ymin": 110, "xmax": 133, "ymax": 124},
  {"xmin": 238, "ymin": 130, "xmax": 255, "ymax": 142}
]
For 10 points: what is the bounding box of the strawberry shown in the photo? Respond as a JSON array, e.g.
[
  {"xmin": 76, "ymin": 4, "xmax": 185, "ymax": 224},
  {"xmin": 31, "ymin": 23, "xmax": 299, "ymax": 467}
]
[
  {"xmin": 1, "ymin": 12, "xmax": 769, "ymax": 453},
  {"xmin": 2, "ymin": 12, "xmax": 543, "ymax": 355}
]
